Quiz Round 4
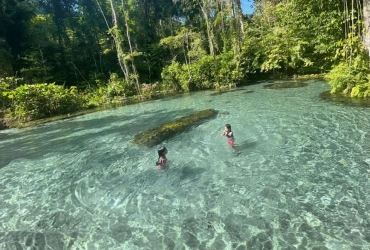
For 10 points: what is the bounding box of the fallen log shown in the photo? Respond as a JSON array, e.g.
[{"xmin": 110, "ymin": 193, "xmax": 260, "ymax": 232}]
[{"xmin": 132, "ymin": 109, "xmax": 218, "ymax": 147}]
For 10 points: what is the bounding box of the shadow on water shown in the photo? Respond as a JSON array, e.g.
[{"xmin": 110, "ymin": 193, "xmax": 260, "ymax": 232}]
[
  {"xmin": 159, "ymin": 92, "xmax": 192, "ymax": 102},
  {"xmin": 218, "ymin": 111, "xmax": 230, "ymax": 116},
  {"xmin": 320, "ymin": 90, "xmax": 370, "ymax": 107},
  {"xmin": 209, "ymin": 88, "xmax": 247, "ymax": 96},
  {"xmin": 179, "ymin": 166, "xmax": 207, "ymax": 181},
  {"xmin": 0, "ymin": 108, "xmax": 195, "ymax": 168},
  {"xmin": 234, "ymin": 140, "xmax": 258, "ymax": 152},
  {"xmin": 263, "ymin": 81, "xmax": 308, "ymax": 89},
  {"xmin": 65, "ymin": 107, "xmax": 196, "ymax": 132}
]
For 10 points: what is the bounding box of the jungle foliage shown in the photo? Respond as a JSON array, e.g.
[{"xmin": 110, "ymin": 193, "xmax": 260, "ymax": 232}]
[
  {"xmin": 0, "ymin": 0, "xmax": 369, "ymax": 125},
  {"xmin": 2, "ymin": 81, "xmax": 86, "ymax": 122}
]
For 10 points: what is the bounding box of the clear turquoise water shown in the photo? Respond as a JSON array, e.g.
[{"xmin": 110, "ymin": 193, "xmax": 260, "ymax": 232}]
[{"xmin": 1, "ymin": 79, "xmax": 370, "ymax": 249}]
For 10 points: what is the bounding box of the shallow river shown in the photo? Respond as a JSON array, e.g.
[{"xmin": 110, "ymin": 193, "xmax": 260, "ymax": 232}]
[{"xmin": 1, "ymin": 79, "xmax": 370, "ymax": 249}]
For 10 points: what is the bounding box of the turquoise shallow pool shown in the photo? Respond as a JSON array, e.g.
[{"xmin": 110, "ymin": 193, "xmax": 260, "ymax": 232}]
[{"xmin": 1, "ymin": 79, "xmax": 370, "ymax": 249}]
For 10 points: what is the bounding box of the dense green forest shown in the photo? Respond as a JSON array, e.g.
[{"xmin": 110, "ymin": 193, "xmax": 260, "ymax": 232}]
[{"xmin": 0, "ymin": 0, "xmax": 369, "ymax": 127}]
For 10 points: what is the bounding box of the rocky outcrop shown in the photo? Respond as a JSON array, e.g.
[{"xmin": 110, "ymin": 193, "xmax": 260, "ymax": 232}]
[
  {"xmin": 0, "ymin": 111, "xmax": 9, "ymax": 130},
  {"xmin": 0, "ymin": 119, "xmax": 8, "ymax": 130}
]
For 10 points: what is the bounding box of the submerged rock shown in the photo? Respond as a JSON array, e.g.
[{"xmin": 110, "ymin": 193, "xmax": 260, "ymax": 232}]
[
  {"xmin": 0, "ymin": 111, "xmax": 9, "ymax": 130},
  {"xmin": 209, "ymin": 88, "xmax": 245, "ymax": 96},
  {"xmin": 0, "ymin": 119, "xmax": 9, "ymax": 130},
  {"xmin": 264, "ymin": 81, "xmax": 308, "ymax": 89},
  {"xmin": 132, "ymin": 109, "xmax": 218, "ymax": 147}
]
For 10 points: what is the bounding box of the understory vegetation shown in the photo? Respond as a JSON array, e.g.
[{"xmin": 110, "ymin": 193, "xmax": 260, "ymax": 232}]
[{"xmin": 0, "ymin": 0, "xmax": 369, "ymax": 127}]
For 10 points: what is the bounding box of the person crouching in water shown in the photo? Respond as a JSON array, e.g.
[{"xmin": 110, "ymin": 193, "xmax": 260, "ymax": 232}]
[
  {"xmin": 221, "ymin": 124, "xmax": 235, "ymax": 149},
  {"xmin": 156, "ymin": 146, "xmax": 168, "ymax": 170}
]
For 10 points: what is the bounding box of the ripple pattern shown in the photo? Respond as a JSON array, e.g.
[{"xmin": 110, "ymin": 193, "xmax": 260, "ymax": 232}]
[{"xmin": 1, "ymin": 80, "xmax": 370, "ymax": 249}]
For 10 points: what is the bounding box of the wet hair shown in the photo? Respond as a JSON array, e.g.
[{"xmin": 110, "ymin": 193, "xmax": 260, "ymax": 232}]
[
  {"xmin": 225, "ymin": 124, "xmax": 232, "ymax": 131},
  {"xmin": 156, "ymin": 146, "xmax": 167, "ymax": 165},
  {"xmin": 157, "ymin": 146, "xmax": 167, "ymax": 157}
]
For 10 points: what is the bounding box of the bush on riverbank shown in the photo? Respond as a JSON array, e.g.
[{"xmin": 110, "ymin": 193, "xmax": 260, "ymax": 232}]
[
  {"xmin": 0, "ymin": 77, "xmax": 22, "ymax": 110},
  {"xmin": 325, "ymin": 33, "xmax": 370, "ymax": 98},
  {"xmin": 0, "ymin": 75, "xmax": 181, "ymax": 128},
  {"xmin": 3, "ymin": 83, "xmax": 86, "ymax": 123},
  {"xmin": 161, "ymin": 52, "xmax": 243, "ymax": 91},
  {"xmin": 326, "ymin": 62, "xmax": 370, "ymax": 98},
  {"xmin": 84, "ymin": 74, "xmax": 163, "ymax": 107}
]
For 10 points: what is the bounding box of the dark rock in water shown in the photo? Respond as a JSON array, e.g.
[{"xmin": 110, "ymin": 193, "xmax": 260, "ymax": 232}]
[
  {"xmin": 132, "ymin": 109, "xmax": 218, "ymax": 147},
  {"xmin": 0, "ymin": 118, "xmax": 9, "ymax": 130},
  {"xmin": 3, "ymin": 231, "xmax": 67, "ymax": 249},
  {"xmin": 210, "ymin": 236, "xmax": 226, "ymax": 249},
  {"xmin": 163, "ymin": 237, "xmax": 176, "ymax": 249},
  {"xmin": 278, "ymin": 212, "xmax": 291, "ymax": 232},
  {"xmin": 235, "ymin": 244, "xmax": 247, "ymax": 250},
  {"xmin": 110, "ymin": 224, "xmax": 133, "ymax": 243},
  {"xmin": 311, "ymin": 246, "xmax": 330, "ymax": 250},
  {"xmin": 224, "ymin": 214, "xmax": 250, "ymax": 241},
  {"xmin": 179, "ymin": 166, "xmax": 206, "ymax": 181},
  {"xmin": 210, "ymin": 91, "xmax": 226, "ymax": 96},
  {"xmin": 209, "ymin": 88, "xmax": 245, "ymax": 96},
  {"xmin": 320, "ymin": 90, "xmax": 370, "ymax": 107},
  {"xmin": 246, "ymin": 232, "xmax": 273, "ymax": 249},
  {"xmin": 264, "ymin": 81, "xmax": 308, "ymax": 89},
  {"xmin": 34, "ymin": 233, "xmax": 46, "ymax": 248},
  {"xmin": 183, "ymin": 232, "xmax": 200, "ymax": 248}
]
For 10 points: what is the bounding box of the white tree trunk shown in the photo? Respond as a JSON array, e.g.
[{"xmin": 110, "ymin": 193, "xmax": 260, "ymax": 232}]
[
  {"xmin": 110, "ymin": 0, "xmax": 131, "ymax": 84},
  {"xmin": 200, "ymin": 1, "xmax": 216, "ymax": 56},
  {"xmin": 364, "ymin": 0, "xmax": 370, "ymax": 57},
  {"xmin": 122, "ymin": 7, "xmax": 141, "ymax": 95}
]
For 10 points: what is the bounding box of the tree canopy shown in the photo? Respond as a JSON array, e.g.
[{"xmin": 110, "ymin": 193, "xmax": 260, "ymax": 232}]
[{"xmin": 0, "ymin": 0, "xmax": 369, "ymax": 125}]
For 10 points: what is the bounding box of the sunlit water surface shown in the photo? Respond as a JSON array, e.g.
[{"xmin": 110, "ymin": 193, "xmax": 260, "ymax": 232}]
[{"xmin": 1, "ymin": 79, "xmax": 370, "ymax": 250}]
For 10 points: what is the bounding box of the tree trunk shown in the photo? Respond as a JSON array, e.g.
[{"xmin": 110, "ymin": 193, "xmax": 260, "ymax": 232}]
[
  {"xmin": 96, "ymin": 0, "xmax": 132, "ymax": 85},
  {"xmin": 364, "ymin": 0, "xmax": 370, "ymax": 56},
  {"xmin": 122, "ymin": 7, "xmax": 141, "ymax": 95},
  {"xmin": 230, "ymin": 0, "xmax": 242, "ymax": 55},
  {"xmin": 200, "ymin": 1, "xmax": 216, "ymax": 56},
  {"xmin": 184, "ymin": 29, "xmax": 192, "ymax": 88},
  {"xmin": 109, "ymin": 0, "xmax": 131, "ymax": 84}
]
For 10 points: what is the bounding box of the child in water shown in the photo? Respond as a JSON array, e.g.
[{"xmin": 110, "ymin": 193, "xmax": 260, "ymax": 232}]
[
  {"xmin": 156, "ymin": 146, "xmax": 168, "ymax": 170},
  {"xmin": 221, "ymin": 124, "xmax": 235, "ymax": 148}
]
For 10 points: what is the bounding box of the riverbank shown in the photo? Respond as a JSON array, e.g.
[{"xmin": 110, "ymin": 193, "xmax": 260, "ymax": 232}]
[
  {"xmin": 0, "ymin": 74, "xmax": 326, "ymax": 131},
  {"xmin": 0, "ymin": 90, "xmax": 182, "ymax": 130}
]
